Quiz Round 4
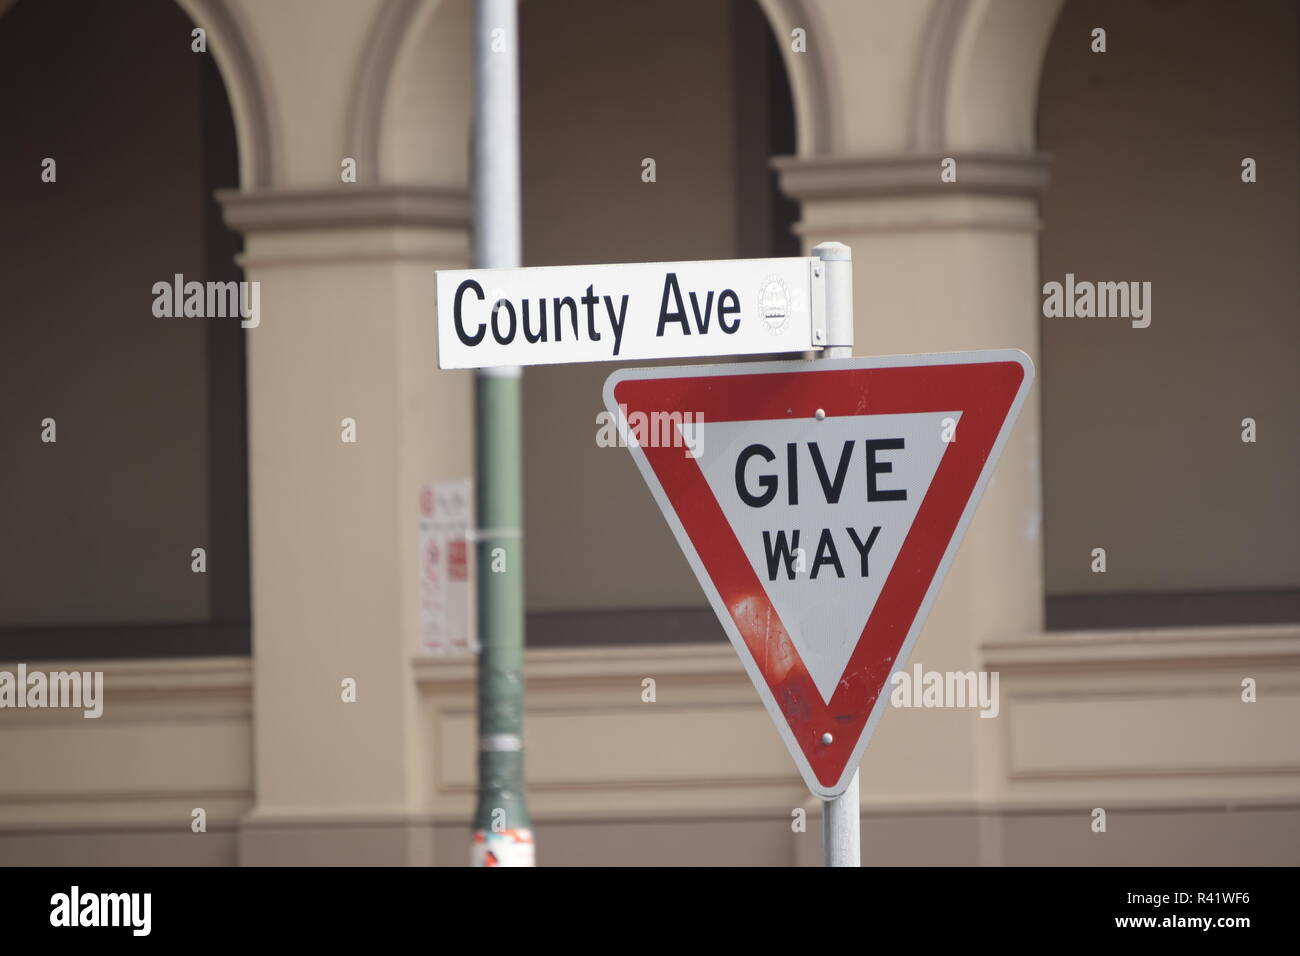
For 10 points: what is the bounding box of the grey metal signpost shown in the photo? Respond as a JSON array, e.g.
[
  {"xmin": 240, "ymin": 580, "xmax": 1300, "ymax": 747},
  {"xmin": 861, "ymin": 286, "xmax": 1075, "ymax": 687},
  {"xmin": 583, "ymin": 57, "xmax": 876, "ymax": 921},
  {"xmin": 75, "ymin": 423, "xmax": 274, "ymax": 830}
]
[
  {"xmin": 810, "ymin": 241, "xmax": 861, "ymax": 868},
  {"xmin": 470, "ymin": 0, "xmax": 533, "ymax": 867}
]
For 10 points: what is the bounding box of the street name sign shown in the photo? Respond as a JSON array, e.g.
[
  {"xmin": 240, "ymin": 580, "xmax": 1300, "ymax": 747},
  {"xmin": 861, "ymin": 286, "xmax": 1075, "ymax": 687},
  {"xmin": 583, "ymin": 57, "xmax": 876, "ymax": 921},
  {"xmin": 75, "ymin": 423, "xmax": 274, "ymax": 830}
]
[
  {"xmin": 436, "ymin": 257, "xmax": 822, "ymax": 369},
  {"xmin": 604, "ymin": 350, "xmax": 1034, "ymax": 798}
]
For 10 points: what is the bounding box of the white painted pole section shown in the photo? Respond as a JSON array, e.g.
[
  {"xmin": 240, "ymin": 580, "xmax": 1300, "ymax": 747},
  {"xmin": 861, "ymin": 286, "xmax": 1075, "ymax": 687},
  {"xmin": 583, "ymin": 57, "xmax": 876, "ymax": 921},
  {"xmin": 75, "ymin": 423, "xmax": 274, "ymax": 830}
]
[
  {"xmin": 811, "ymin": 241, "xmax": 860, "ymax": 867},
  {"xmin": 823, "ymin": 769, "xmax": 861, "ymax": 867},
  {"xmin": 474, "ymin": 0, "xmax": 520, "ymax": 275}
]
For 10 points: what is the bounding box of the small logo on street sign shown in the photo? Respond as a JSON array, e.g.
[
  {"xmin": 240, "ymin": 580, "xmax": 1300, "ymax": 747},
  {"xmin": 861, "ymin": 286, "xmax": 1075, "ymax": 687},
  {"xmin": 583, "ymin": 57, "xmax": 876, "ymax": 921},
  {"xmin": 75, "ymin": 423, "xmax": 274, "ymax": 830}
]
[{"xmin": 759, "ymin": 276, "xmax": 790, "ymax": 335}]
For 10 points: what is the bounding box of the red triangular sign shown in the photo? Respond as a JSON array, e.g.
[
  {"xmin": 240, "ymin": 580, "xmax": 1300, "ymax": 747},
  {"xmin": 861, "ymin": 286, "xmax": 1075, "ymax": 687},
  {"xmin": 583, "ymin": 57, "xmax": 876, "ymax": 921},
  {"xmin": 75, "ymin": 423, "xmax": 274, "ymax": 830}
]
[{"xmin": 605, "ymin": 350, "xmax": 1034, "ymax": 798}]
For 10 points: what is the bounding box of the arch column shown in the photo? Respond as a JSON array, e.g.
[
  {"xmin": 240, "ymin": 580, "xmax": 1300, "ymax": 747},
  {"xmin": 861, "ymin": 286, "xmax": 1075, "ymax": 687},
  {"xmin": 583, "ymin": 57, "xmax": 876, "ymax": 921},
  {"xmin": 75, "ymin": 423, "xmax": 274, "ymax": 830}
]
[
  {"xmin": 774, "ymin": 155, "xmax": 1047, "ymax": 825},
  {"xmin": 769, "ymin": 0, "xmax": 1064, "ymax": 846},
  {"xmin": 207, "ymin": 0, "xmax": 475, "ymax": 864},
  {"xmin": 216, "ymin": 188, "xmax": 472, "ymax": 865}
]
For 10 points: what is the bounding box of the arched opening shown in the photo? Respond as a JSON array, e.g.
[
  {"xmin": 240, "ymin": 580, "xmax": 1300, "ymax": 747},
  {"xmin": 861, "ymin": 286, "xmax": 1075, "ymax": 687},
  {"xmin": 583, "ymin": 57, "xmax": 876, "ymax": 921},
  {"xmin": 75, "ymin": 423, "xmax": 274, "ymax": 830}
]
[
  {"xmin": 517, "ymin": 0, "xmax": 799, "ymax": 646},
  {"xmin": 1037, "ymin": 0, "xmax": 1300, "ymax": 628},
  {"xmin": 0, "ymin": 0, "xmax": 250, "ymax": 658}
]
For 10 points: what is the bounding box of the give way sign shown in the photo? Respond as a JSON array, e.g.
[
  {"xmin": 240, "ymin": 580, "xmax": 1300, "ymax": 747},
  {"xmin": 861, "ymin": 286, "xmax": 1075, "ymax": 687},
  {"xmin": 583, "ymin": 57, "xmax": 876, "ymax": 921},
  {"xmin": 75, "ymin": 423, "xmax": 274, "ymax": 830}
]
[{"xmin": 603, "ymin": 350, "xmax": 1034, "ymax": 798}]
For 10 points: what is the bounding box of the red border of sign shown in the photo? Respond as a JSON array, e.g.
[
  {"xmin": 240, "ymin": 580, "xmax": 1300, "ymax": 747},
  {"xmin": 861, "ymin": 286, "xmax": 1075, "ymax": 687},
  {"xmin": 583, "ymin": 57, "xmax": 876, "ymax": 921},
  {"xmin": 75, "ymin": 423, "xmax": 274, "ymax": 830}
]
[{"xmin": 608, "ymin": 353, "xmax": 1031, "ymax": 795}]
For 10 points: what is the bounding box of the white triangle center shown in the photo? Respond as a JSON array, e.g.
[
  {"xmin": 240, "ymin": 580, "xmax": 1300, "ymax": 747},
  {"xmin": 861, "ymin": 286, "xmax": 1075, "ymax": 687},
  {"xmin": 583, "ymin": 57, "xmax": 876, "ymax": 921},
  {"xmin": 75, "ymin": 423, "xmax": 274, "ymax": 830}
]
[{"xmin": 692, "ymin": 411, "xmax": 960, "ymax": 702}]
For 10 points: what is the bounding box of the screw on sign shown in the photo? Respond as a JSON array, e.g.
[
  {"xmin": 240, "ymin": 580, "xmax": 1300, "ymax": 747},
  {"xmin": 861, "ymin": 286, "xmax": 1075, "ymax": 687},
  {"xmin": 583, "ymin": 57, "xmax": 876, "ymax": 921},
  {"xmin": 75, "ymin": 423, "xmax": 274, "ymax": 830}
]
[{"xmin": 604, "ymin": 350, "xmax": 1034, "ymax": 800}]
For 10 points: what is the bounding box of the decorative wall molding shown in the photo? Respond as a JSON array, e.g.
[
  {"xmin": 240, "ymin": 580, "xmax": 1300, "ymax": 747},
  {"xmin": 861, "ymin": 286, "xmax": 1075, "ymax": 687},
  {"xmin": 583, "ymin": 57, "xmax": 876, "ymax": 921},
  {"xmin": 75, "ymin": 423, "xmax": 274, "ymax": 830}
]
[
  {"xmin": 2, "ymin": 640, "xmax": 1297, "ymax": 861},
  {"xmin": 0, "ymin": 655, "xmax": 251, "ymax": 695},
  {"xmin": 218, "ymin": 184, "xmax": 471, "ymax": 233},
  {"xmin": 0, "ymin": 657, "xmax": 252, "ymax": 829},
  {"xmin": 772, "ymin": 151, "xmax": 1050, "ymax": 201},
  {"xmin": 986, "ymin": 625, "xmax": 1300, "ymax": 801},
  {"xmin": 984, "ymin": 624, "xmax": 1300, "ymax": 673},
  {"xmin": 413, "ymin": 641, "xmax": 743, "ymax": 689}
]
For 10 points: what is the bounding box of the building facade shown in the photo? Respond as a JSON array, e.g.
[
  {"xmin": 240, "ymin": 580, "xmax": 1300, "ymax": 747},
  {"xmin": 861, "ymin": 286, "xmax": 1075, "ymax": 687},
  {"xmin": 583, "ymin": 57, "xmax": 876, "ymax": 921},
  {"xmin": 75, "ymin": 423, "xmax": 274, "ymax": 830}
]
[{"xmin": 0, "ymin": 0, "xmax": 1296, "ymax": 865}]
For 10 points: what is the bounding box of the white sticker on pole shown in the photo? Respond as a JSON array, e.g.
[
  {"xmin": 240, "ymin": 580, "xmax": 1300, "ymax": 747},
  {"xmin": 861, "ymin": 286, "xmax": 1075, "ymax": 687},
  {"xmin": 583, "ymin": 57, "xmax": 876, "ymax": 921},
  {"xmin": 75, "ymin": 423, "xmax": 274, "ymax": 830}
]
[{"xmin": 436, "ymin": 257, "xmax": 819, "ymax": 369}]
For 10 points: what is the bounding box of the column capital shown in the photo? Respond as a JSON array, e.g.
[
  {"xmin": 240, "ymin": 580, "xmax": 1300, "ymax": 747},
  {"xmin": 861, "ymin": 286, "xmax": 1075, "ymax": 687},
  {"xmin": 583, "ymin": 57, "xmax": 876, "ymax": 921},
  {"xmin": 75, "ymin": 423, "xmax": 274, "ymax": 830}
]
[
  {"xmin": 772, "ymin": 151, "xmax": 1050, "ymax": 202},
  {"xmin": 217, "ymin": 184, "xmax": 470, "ymax": 234}
]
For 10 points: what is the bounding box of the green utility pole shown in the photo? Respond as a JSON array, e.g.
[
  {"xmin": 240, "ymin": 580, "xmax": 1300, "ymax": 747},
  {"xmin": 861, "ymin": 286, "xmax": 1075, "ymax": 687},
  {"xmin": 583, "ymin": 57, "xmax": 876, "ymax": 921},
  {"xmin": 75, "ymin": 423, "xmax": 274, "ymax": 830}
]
[
  {"xmin": 471, "ymin": 373, "xmax": 531, "ymax": 865},
  {"xmin": 469, "ymin": 0, "xmax": 532, "ymax": 867}
]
